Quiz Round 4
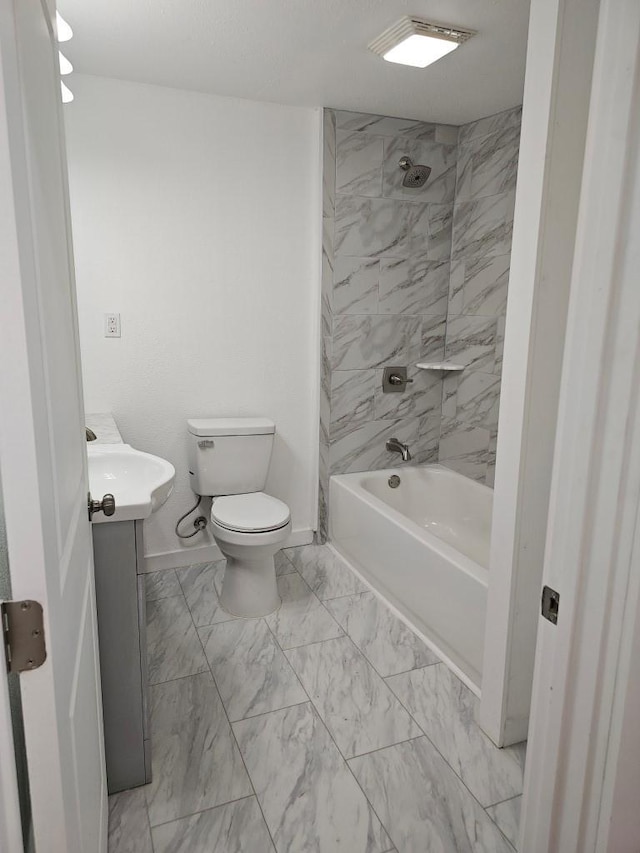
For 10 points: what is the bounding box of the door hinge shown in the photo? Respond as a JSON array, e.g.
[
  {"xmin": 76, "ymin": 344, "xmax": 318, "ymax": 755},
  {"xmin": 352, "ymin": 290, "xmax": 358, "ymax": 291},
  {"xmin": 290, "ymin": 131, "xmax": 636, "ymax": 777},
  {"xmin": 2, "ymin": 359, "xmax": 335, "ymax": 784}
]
[
  {"xmin": 1, "ymin": 600, "xmax": 47, "ymax": 673},
  {"xmin": 541, "ymin": 585, "xmax": 560, "ymax": 625}
]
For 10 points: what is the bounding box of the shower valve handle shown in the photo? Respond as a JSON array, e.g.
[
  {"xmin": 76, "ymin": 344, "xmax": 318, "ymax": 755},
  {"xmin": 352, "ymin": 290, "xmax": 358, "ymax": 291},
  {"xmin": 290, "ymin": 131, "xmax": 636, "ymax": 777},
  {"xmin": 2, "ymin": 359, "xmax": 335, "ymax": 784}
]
[{"xmin": 389, "ymin": 373, "xmax": 414, "ymax": 386}]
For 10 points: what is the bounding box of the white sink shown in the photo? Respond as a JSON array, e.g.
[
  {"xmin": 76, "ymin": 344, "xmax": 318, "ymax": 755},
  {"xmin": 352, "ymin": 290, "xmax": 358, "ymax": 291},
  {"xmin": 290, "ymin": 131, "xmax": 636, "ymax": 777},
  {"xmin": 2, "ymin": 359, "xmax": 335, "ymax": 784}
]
[{"xmin": 87, "ymin": 444, "xmax": 175, "ymax": 523}]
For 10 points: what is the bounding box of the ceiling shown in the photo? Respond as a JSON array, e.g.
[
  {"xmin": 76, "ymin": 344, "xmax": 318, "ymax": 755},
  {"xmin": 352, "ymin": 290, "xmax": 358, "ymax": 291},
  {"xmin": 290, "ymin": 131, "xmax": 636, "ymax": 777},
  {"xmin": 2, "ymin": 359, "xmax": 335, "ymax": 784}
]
[{"xmin": 58, "ymin": 0, "xmax": 530, "ymax": 125}]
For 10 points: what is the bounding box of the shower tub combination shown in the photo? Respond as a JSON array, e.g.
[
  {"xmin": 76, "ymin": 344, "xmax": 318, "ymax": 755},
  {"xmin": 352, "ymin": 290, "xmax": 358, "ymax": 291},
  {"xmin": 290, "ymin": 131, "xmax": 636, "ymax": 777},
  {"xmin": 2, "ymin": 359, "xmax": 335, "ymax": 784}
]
[{"xmin": 330, "ymin": 464, "xmax": 492, "ymax": 692}]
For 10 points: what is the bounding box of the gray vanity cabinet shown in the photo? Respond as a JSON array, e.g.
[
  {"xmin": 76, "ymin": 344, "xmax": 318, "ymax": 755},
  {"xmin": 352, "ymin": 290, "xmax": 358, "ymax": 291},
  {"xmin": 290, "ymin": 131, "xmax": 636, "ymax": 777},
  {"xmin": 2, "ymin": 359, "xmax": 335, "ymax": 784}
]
[{"xmin": 92, "ymin": 520, "xmax": 151, "ymax": 793}]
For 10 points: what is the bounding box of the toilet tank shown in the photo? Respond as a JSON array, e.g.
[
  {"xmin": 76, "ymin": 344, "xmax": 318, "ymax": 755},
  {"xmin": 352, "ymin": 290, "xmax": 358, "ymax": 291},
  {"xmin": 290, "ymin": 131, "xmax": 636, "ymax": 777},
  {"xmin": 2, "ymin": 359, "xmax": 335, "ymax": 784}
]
[{"xmin": 187, "ymin": 417, "xmax": 275, "ymax": 496}]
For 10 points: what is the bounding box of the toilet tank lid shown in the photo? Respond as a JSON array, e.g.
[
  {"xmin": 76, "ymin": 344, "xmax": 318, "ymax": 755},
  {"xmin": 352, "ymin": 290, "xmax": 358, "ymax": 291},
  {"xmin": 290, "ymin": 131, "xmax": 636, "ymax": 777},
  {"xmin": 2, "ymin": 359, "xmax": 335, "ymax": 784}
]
[{"xmin": 187, "ymin": 417, "xmax": 275, "ymax": 437}]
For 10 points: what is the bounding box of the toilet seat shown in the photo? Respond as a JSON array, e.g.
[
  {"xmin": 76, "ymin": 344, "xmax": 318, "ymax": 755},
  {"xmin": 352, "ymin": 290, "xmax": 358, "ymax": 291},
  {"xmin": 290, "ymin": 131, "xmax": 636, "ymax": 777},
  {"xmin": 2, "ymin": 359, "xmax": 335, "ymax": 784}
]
[{"xmin": 211, "ymin": 492, "xmax": 290, "ymax": 533}]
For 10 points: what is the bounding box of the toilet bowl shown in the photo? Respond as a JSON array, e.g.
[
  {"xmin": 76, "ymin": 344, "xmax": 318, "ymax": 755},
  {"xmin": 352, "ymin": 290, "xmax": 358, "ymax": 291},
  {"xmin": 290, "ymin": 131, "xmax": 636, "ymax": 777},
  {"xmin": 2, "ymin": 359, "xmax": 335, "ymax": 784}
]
[
  {"xmin": 210, "ymin": 492, "xmax": 290, "ymax": 616},
  {"xmin": 186, "ymin": 417, "xmax": 291, "ymax": 618}
]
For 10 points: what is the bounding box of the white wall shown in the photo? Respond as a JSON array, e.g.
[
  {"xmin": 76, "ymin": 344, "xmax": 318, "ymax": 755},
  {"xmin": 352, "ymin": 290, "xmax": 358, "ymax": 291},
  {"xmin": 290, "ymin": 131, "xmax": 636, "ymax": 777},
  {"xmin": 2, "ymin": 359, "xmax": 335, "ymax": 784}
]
[{"xmin": 65, "ymin": 75, "xmax": 321, "ymax": 563}]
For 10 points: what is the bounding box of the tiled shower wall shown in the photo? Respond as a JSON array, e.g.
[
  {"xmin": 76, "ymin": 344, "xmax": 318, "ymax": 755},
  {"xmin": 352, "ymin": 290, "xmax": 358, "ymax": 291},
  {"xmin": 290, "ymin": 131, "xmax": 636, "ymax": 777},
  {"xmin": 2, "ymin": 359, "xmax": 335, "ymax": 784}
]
[
  {"xmin": 318, "ymin": 106, "xmax": 521, "ymax": 539},
  {"xmin": 440, "ymin": 107, "xmax": 521, "ymax": 484}
]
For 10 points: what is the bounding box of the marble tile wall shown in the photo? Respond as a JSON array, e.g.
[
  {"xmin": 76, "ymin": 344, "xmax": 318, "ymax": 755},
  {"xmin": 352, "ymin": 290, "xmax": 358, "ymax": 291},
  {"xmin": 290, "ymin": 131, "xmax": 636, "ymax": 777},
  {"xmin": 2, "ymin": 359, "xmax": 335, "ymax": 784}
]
[
  {"xmin": 440, "ymin": 106, "xmax": 522, "ymax": 484},
  {"xmin": 317, "ymin": 109, "xmax": 458, "ymax": 540},
  {"xmin": 318, "ymin": 106, "xmax": 522, "ymax": 538}
]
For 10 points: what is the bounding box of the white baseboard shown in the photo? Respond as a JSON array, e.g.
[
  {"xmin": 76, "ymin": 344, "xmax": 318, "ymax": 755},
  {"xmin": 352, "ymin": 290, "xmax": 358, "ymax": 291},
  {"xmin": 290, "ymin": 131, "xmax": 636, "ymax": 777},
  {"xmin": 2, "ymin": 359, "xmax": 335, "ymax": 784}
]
[
  {"xmin": 143, "ymin": 540, "xmax": 223, "ymax": 573},
  {"xmin": 143, "ymin": 527, "xmax": 315, "ymax": 574}
]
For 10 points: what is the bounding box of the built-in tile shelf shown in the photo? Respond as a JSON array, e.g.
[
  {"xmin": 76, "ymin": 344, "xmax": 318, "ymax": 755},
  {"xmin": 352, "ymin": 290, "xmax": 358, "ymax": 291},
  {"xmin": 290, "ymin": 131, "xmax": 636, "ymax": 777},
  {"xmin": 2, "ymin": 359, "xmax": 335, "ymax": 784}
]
[{"xmin": 415, "ymin": 362, "xmax": 465, "ymax": 372}]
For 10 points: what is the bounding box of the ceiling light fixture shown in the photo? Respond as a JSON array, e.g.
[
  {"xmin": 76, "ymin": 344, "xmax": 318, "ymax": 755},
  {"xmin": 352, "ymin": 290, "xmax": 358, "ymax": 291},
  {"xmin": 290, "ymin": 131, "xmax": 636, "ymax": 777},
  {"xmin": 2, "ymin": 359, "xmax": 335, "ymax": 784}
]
[
  {"xmin": 56, "ymin": 11, "xmax": 73, "ymax": 43},
  {"xmin": 59, "ymin": 51, "xmax": 73, "ymax": 75},
  {"xmin": 60, "ymin": 81, "xmax": 74, "ymax": 103},
  {"xmin": 369, "ymin": 17, "xmax": 475, "ymax": 69}
]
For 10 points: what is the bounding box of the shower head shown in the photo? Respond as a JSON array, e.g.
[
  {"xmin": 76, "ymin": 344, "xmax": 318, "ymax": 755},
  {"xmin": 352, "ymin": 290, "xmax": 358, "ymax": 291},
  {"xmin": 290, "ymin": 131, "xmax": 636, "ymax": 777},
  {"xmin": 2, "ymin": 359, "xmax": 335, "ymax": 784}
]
[{"xmin": 398, "ymin": 156, "xmax": 431, "ymax": 188}]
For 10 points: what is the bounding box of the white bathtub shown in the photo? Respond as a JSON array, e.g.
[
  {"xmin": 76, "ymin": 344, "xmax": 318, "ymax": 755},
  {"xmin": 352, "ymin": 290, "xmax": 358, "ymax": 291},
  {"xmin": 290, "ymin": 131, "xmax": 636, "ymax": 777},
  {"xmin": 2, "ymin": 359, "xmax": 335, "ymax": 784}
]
[{"xmin": 329, "ymin": 464, "xmax": 492, "ymax": 692}]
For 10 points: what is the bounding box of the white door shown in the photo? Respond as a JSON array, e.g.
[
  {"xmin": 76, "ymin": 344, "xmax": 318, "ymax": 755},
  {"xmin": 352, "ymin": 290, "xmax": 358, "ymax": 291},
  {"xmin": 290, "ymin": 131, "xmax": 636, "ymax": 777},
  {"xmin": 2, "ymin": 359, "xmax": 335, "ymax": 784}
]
[
  {"xmin": 521, "ymin": 0, "xmax": 640, "ymax": 849},
  {"xmin": 0, "ymin": 0, "xmax": 107, "ymax": 850}
]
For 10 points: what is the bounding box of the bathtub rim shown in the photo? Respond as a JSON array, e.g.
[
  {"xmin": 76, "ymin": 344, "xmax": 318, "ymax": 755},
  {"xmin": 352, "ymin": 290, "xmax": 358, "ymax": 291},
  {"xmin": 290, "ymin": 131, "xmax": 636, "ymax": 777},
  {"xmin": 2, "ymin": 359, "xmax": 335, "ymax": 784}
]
[{"xmin": 331, "ymin": 464, "xmax": 491, "ymax": 586}]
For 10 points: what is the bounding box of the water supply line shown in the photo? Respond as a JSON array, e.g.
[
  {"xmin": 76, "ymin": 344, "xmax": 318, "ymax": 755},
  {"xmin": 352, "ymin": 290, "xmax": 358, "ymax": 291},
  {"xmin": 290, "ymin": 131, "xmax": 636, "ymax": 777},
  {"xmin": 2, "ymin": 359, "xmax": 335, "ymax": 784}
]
[{"xmin": 175, "ymin": 496, "xmax": 207, "ymax": 539}]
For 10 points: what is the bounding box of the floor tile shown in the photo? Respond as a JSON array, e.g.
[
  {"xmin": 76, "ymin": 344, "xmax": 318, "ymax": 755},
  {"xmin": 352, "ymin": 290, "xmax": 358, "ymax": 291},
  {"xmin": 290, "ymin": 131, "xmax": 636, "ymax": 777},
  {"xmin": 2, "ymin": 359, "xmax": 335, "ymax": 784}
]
[
  {"xmin": 486, "ymin": 796, "xmax": 521, "ymax": 850},
  {"xmin": 145, "ymin": 569, "xmax": 181, "ymax": 601},
  {"xmin": 199, "ymin": 618, "xmax": 307, "ymax": 721},
  {"xmin": 108, "ymin": 788, "xmax": 152, "ymax": 853},
  {"xmin": 275, "ymin": 550, "xmax": 296, "ymax": 576},
  {"xmin": 177, "ymin": 560, "xmax": 236, "ymax": 627},
  {"xmin": 386, "ymin": 664, "xmax": 525, "ymax": 807},
  {"xmin": 145, "ymin": 673, "xmax": 252, "ymax": 826},
  {"xmin": 151, "ymin": 796, "xmax": 275, "ymax": 853},
  {"xmin": 264, "ymin": 573, "xmax": 343, "ymax": 649},
  {"xmin": 285, "ymin": 544, "xmax": 368, "ymax": 599},
  {"xmin": 350, "ymin": 737, "xmax": 514, "ymax": 853},
  {"xmin": 326, "ymin": 592, "xmax": 439, "ymax": 677},
  {"xmin": 234, "ymin": 703, "xmax": 391, "ymax": 853},
  {"xmin": 146, "ymin": 595, "xmax": 208, "ymax": 684},
  {"xmin": 286, "ymin": 636, "xmax": 420, "ymax": 758}
]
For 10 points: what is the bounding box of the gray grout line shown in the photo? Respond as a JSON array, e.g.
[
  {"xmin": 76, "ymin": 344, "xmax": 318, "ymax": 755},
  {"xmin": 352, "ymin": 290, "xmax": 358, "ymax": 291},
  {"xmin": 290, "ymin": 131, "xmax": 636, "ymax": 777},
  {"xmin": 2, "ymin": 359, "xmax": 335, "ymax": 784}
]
[
  {"xmin": 275, "ymin": 556, "xmax": 445, "ymax": 768},
  {"xmin": 148, "ymin": 666, "xmax": 209, "ymax": 688},
  {"xmin": 486, "ymin": 792, "xmax": 523, "ymax": 809},
  {"xmin": 284, "ymin": 546, "xmax": 370, "ymax": 604},
  {"xmin": 229, "ymin": 698, "xmax": 311, "ymax": 726},
  {"xmin": 318, "ymin": 589, "xmax": 368, "ymax": 603},
  {"xmin": 483, "ymin": 795, "xmax": 521, "ymax": 853},
  {"xmin": 308, "ymin": 558, "xmax": 441, "ymax": 683},
  {"xmin": 282, "ymin": 629, "xmax": 425, "ymax": 760},
  {"xmin": 347, "ymin": 733, "xmax": 426, "ymax": 763},
  {"xmin": 344, "ymin": 623, "xmax": 439, "ymax": 684},
  {"xmin": 264, "ymin": 606, "xmax": 399, "ymax": 842},
  {"xmin": 263, "ymin": 617, "xmax": 315, "ymax": 707},
  {"xmin": 307, "ymin": 700, "xmax": 399, "ymax": 850},
  {"xmin": 147, "ymin": 795, "xmax": 157, "ymax": 853},
  {"xmin": 272, "ymin": 564, "xmax": 347, "ymax": 648},
  {"xmin": 275, "ymin": 630, "xmax": 344, "ymax": 652},
  {"xmin": 379, "ymin": 660, "xmax": 441, "ymax": 678},
  {"xmin": 191, "ymin": 606, "xmax": 278, "ymax": 853},
  {"xmin": 147, "ymin": 794, "xmax": 256, "ymax": 832},
  {"xmin": 383, "ymin": 662, "xmax": 523, "ymax": 822},
  {"xmin": 265, "ymin": 603, "xmax": 401, "ymax": 849},
  {"xmin": 279, "ymin": 548, "xmax": 297, "ymax": 566},
  {"xmin": 280, "ymin": 633, "xmax": 343, "ymax": 653},
  {"xmin": 145, "ymin": 591, "xmax": 184, "ymax": 602},
  {"xmin": 484, "ymin": 813, "xmax": 518, "ymax": 853}
]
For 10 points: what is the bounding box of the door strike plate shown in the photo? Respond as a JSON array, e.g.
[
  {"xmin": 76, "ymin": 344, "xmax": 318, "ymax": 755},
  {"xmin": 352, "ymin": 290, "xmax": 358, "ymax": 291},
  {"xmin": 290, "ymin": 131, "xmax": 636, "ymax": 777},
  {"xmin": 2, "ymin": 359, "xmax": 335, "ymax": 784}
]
[
  {"xmin": 2, "ymin": 600, "xmax": 47, "ymax": 673},
  {"xmin": 541, "ymin": 585, "xmax": 560, "ymax": 625}
]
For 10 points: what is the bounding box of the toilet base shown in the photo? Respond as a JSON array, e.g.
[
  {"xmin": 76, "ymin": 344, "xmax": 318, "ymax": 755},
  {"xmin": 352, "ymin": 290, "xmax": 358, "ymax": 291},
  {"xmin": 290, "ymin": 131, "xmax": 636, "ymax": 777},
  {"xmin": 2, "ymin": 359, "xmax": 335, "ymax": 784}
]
[{"xmin": 219, "ymin": 554, "xmax": 281, "ymax": 618}]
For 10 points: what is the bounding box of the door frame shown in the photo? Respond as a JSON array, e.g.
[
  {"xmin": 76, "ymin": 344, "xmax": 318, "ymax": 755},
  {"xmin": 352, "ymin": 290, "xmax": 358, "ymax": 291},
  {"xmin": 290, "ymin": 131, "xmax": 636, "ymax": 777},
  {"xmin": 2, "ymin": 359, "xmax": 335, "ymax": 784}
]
[
  {"xmin": 0, "ymin": 665, "xmax": 23, "ymax": 853},
  {"xmin": 479, "ymin": 0, "xmax": 601, "ymax": 748},
  {"xmin": 521, "ymin": 0, "xmax": 640, "ymax": 847}
]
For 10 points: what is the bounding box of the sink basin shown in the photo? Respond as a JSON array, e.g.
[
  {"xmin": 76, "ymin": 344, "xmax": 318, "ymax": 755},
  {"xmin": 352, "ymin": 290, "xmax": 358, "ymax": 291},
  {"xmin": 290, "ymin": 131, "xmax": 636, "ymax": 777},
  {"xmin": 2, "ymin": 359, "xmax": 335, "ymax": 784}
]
[{"xmin": 87, "ymin": 444, "xmax": 175, "ymax": 523}]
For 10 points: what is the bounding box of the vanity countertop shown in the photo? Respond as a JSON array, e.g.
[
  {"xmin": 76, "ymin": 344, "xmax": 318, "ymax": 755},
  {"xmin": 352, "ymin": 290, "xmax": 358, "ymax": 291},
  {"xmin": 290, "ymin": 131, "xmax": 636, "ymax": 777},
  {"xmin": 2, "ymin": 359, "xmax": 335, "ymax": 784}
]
[{"xmin": 86, "ymin": 413, "xmax": 123, "ymax": 444}]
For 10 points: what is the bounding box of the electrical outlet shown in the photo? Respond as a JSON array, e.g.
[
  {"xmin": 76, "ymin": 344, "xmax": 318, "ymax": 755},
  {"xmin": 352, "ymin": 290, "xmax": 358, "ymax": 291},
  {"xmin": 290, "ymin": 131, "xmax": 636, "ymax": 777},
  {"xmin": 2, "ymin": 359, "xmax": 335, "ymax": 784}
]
[{"xmin": 104, "ymin": 313, "xmax": 121, "ymax": 338}]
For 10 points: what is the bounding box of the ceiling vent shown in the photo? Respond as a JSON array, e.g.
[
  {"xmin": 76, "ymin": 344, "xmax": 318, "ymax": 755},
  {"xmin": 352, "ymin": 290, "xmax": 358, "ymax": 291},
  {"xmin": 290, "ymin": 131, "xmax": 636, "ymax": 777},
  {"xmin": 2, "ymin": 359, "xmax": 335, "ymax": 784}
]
[{"xmin": 369, "ymin": 17, "xmax": 476, "ymax": 68}]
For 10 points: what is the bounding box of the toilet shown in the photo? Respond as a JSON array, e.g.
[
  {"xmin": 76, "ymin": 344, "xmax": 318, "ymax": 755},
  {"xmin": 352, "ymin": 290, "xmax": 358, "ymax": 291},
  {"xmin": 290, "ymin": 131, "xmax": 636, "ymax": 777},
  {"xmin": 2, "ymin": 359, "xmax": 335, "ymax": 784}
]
[{"xmin": 186, "ymin": 417, "xmax": 290, "ymax": 617}]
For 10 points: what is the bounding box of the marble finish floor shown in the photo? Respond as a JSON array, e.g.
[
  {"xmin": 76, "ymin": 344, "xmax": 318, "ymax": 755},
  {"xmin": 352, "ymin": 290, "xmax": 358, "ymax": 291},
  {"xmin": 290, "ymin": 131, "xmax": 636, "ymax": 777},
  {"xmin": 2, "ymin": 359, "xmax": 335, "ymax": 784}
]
[{"xmin": 109, "ymin": 544, "xmax": 525, "ymax": 853}]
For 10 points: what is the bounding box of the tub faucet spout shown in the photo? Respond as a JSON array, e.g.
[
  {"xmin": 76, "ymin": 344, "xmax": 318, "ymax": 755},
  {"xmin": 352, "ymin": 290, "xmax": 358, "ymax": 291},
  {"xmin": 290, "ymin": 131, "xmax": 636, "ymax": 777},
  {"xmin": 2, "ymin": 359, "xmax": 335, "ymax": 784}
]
[{"xmin": 386, "ymin": 437, "xmax": 412, "ymax": 462}]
